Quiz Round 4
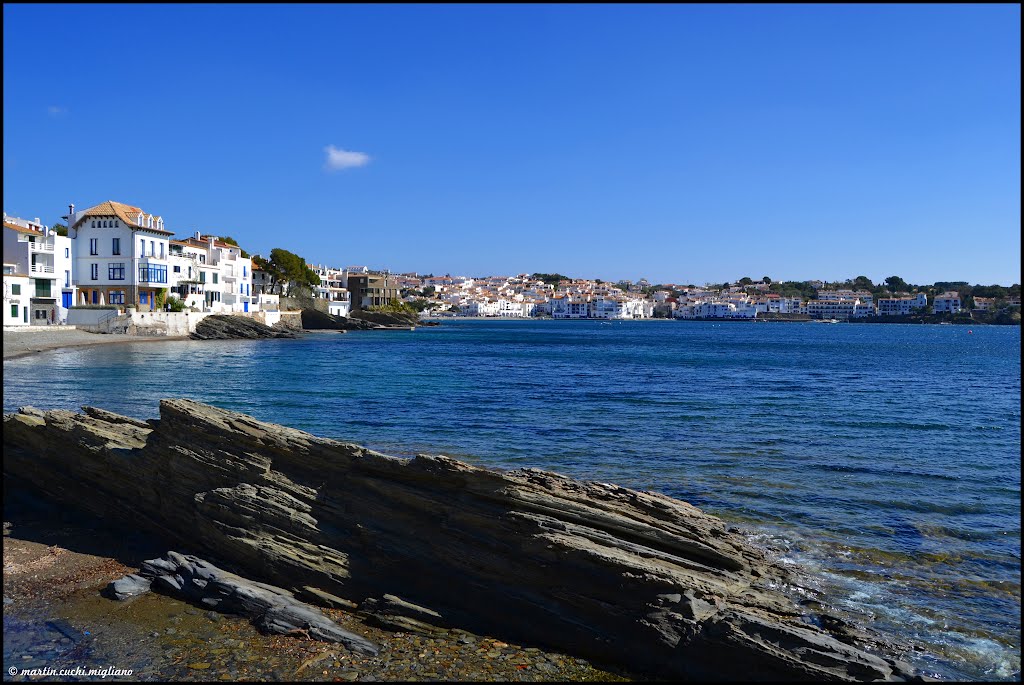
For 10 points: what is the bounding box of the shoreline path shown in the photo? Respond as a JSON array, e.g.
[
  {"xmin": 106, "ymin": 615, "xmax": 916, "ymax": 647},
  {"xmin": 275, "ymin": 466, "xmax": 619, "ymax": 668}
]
[{"xmin": 3, "ymin": 328, "xmax": 189, "ymax": 360}]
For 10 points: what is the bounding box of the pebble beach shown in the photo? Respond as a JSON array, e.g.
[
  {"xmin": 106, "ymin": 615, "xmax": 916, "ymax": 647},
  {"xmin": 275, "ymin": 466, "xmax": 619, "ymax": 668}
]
[{"xmin": 2, "ymin": 328, "xmax": 189, "ymax": 361}]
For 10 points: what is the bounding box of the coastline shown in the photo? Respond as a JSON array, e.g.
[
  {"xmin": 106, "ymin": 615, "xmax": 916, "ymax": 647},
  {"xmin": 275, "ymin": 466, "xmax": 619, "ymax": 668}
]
[{"xmin": 3, "ymin": 329, "xmax": 192, "ymax": 361}]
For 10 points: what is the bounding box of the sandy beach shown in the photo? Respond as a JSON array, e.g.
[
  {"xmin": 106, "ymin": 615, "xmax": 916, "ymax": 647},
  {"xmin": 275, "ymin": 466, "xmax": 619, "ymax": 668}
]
[{"xmin": 3, "ymin": 328, "xmax": 190, "ymax": 361}]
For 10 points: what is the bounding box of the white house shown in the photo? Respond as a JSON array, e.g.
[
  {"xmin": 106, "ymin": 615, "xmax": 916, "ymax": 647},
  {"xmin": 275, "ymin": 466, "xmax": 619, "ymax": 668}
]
[
  {"xmin": 806, "ymin": 299, "xmax": 858, "ymax": 320},
  {"xmin": 66, "ymin": 201, "xmax": 172, "ymax": 311},
  {"xmin": 932, "ymin": 292, "xmax": 962, "ymax": 314},
  {"xmin": 312, "ymin": 264, "xmax": 351, "ymax": 317},
  {"xmin": 170, "ymin": 233, "xmax": 254, "ymax": 312},
  {"xmin": 3, "ymin": 213, "xmax": 75, "ymax": 323},
  {"xmin": 3, "ymin": 262, "xmax": 31, "ymax": 326},
  {"xmin": 876, "ymin": 293, "xmax": 928, "ymax": 316}
]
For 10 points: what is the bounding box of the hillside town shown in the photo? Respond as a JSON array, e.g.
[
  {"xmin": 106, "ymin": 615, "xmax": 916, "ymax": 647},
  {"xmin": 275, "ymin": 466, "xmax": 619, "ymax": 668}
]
[{"xmin": 3, "ymin": 200, "xmax": 1020, "ymax": 328}]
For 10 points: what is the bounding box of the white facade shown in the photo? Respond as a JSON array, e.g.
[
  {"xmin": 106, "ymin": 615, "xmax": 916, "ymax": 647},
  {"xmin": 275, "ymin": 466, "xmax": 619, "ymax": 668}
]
[
  {"xmin": 3, "ymin": 215, "xmax": 75, "ymax": 323},
  {"xmin": 169, "ymin": 234, "xmax": 255, "ymax": 313},
  {"xmin": 312, "ymin": 264, "xmax": 351, "ymax": 315},
  {"xmin": 3, "ymin": 263, "xmax": 31, "ymax": 326},
  {"xmin": 67, "ymin": 201, "xmax": 172, "ymax": 311},
  {"xmin": 933, "ymin": 292, "xmax": 962, "ymax": 314},
  {"xmin": 876, "ymin": 293, "xmax": 928, "ymax": 316},
  {"xmin": 806, "ymin": 299, "xmax": 858, "ymax": 320}
]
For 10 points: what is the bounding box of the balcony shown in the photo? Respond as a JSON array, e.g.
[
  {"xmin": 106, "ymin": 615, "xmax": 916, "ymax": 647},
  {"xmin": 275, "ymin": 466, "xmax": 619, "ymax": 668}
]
[
  {"xmin": 30, "ymin": 263, "xmax": 55, "ymax": 274},
  {"xmin": 28, "ymin": 241, "xmax": 56, "ymax": 253}
]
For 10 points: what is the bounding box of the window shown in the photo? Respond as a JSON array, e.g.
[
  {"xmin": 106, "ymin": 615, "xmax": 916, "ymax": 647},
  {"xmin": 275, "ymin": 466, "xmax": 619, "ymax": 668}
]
[
  {"xmin": 213, "ymin": 273, "xmax": 219, "ymax": 284},
  {"xmin": 112, "ymin": 238, "xmax": 120, "ymax": 255},
  {"xmin": 138, "ymin": 264, "xmax": 167, "ymax": 284},
  {"xmin": 108, "ymin": 291, "xmax": 125, "ymax": 305},
  {"xmin": 199, "ymin": 271, "xmax": 206, "ymax": 284},
  {"xmin": 91, "ymin": 264, "xmax": 98, "ymax": 280},
  {"xmin": 140, "ymin": 238, "xmax": 145, "ymax": 256},
  {"xmin": 36, "ymin": 280, "xmax": 52, "ymax": 298},
  {"xmin": 10, "ymin": 305, "xmax": 17, "ymax": 318},
  {"xmin": 173, "ymin": 265, "xmax": 181, "ymax": 273},
  {"xmin": 65, "ymin": 247, "xmax": 69, "ymax": 258},
  {"xmin": 149, "ymin": 241, "xmax": 155, "ymax": 257},
  {"xmin": 65, "ymin": 271, "xmax": 70, "ymax": 288},
  {"xmin": 90, "ymin": 238, "xmax": 99, "ymax": 255},
  {"xmin": 243, "ymin": 266, "xmax": 247, "ymax": 277},
  {"xmin": 11, "ymin": 284, "xmax": 20, "ymax": 295},
  {"xmin": 91, "ymin": 221, "xmax": 96, "ymax": 228},
  {"xmin": 109, "ymin": 263, "xmax": 125, "ymax": 280},
  {"xmin": 159, "ymin": 243, "xmax": 165, "ymax": 259},
  {"xmin": 114, "ymin": 220, "xmax": 119, "ymax": 227}
]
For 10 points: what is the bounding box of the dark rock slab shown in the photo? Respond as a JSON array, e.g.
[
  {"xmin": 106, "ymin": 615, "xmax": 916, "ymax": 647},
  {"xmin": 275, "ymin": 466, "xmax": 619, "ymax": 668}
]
[
  {"xmin": 108, "ymin": 552, "xmax": 378, "ymax": 654},
  {"xmin": 4, "ymin": 400, "xmax": 919, "ymax": 681},
  {"xmin": 190, "ymin": 315, "xmax": 298, "ymax": 340}
]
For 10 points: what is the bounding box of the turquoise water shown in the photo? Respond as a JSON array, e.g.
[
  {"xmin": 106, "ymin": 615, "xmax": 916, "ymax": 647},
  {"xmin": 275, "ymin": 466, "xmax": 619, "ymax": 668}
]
[{"xmin": 3, "ymin": 320, "xmax": 1020, "ymax": 680}]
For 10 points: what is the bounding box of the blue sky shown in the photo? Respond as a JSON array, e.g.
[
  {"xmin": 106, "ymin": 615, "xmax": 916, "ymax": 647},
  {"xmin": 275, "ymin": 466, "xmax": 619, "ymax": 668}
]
[{"xmin": 3, "ymin": 4, "xmax": 1020, "ymax": 286}]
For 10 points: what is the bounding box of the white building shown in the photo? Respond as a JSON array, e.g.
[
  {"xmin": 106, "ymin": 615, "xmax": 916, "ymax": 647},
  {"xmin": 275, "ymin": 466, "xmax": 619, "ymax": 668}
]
[
  {"xmin": 169, "ymin": 233, "xmax": 254, "ymax": 312},
  {"xmin": 876, "ymin": 293, "xmax": 928, "ymax": 316},
  {"xmin": 932, "ymin": 292, "xmax": 962, "ymax": 314},
  {"xmin": 3, "ymin": 262, "xmax": 31, "ymax": 326},
  {"xmin": 311, "ymin": 264, "xmax": 351, "ymax": 317},
  {"xmin": 66, "ymin": 201, "xmax": 172, "ymax": 311},
  {"xmin": 3, "ymin": 214, "xmax": 76, "ymax": 323},
  {"xmin": 806, "ymin": 299, "xmax": 858, "ymax": 320}
]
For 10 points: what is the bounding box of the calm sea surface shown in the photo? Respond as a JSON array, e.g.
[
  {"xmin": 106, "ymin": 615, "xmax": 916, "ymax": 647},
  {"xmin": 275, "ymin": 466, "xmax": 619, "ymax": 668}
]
[{"xmin": 3, "ymin": 320, "xmax": 1020, "ymax": 680}]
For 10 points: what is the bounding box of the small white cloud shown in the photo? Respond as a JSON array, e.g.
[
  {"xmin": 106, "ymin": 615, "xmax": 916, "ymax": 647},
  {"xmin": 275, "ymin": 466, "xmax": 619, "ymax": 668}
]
[
  {"xmin": 324, "ymin": 144, "xmax": 370, "ymax": 171},
  {"xmin": 47, "ymin": 105, "xmax": 67, "ymax": 117}
]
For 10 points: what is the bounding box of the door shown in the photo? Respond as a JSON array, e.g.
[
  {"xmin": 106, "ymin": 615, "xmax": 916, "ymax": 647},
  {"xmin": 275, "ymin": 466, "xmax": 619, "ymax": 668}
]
[{"xmin": 62, "ymin": 292, "xmax": 72, "ymax": 309}]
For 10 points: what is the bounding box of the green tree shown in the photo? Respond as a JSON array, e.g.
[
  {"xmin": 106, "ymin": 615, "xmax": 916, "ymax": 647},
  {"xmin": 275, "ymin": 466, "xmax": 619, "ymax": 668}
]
[
  {"xmin": 52, "ymin": 222, "xmax": 68, "ymax": 237},
  {"xmin": 268, "ymin": 248, "xmax": 319, "ymax": 296},
  {"xmin": 852, "ymin": 275, "xmax": 874, "ymax": 291},
  {"xmin": 738, "ymin": 277, "xmax": 753, "ymax": 286},
  {"xmin": 761, "ymin": 276, "xmax": 772, "ymax": 284},
  {"xmin": 532, "ymin": 273, "xmax": 570, "ymax": 286},
  {"xmin": 217, "ymin": 235, "xmax": 250, "ymax": 258},
  {"xmin": 884, "ymin": 275, "xmax": 909, "ymax": 293}
]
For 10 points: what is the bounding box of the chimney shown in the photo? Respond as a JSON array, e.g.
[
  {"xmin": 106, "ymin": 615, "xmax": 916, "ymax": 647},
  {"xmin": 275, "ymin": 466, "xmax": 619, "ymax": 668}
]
[{"xmin": 195, "ymin": 231, "xmax": 202, "ymax": 240}]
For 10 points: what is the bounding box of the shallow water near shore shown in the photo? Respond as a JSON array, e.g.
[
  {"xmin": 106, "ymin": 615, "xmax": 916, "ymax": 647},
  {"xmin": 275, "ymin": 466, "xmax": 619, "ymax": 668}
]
[{"xmin": 3, "ymin": 320, "xmax": 1020, "ymax": 680}]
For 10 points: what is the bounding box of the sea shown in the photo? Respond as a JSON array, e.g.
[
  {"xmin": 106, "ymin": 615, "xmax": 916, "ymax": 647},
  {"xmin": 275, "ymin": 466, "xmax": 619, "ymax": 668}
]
[{"xmin": 3, "ymin": 319, "xmax": 1020, "ymax": 681}]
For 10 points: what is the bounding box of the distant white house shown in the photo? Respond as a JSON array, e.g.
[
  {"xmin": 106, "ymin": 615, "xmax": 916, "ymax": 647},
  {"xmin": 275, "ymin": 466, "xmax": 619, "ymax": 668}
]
[
  {"xmin": 876, "ymin": 293, "xmax": 928, "ymax": 316},
  {"xmin": 3, "ymin": 262, "xmax": 31, "ymax": 326},
  {"xmin": 3, "ymin": 213, "xmax": 75, "ymax": 323},
  {"xmin": 932, "ymin": 292, "xmax": 962, "ymax": 314}
]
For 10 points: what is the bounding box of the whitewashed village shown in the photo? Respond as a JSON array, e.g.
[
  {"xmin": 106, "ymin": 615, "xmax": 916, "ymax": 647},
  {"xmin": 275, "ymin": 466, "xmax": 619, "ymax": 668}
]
[{"xmin": 3, "ymin": 200, "xmax": 1019, "ymax": 332}]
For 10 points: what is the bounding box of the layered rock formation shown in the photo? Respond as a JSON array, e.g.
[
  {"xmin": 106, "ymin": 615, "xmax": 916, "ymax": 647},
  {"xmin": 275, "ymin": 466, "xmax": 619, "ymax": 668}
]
[
  {"xmin": 190, "ymin": 315, "xmax": 298, "ymax": 340},
  {"xmin": 3, "ymin": 402, "xmax": 917, "ymax": 681}
]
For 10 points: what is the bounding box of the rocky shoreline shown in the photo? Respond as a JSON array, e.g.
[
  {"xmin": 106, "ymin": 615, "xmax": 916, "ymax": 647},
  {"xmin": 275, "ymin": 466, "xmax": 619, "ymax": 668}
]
[
  {"xmin": 4, "ymin": 400, "xmax": 921, "ymax": 681},
  {"xmin": 3, "ymin": 498, "xmax": 632, "ymax": 682}
]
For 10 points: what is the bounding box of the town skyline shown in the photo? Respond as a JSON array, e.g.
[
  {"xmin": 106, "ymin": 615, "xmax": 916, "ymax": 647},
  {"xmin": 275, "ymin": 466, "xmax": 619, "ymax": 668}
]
[{"xmin": 4, "ymin": 4, "xmax": 1020, "ymax": 285}]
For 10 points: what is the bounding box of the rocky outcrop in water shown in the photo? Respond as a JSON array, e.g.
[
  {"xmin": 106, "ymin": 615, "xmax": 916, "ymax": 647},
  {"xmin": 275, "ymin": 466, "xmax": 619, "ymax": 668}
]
[
  {"xmin": 300, "ymin": 308, "xmax": 378, "ymax": 330},
  {"xmin": 190, "ymin": 315, "xmax": 298, "ymax": 340},
  {"xmin": 107, "ymin": 551, "xmax": 378, "ymax": 654},
  {"xmin": 3, "ymin": 401, "xmax": 917, "ymax": 681}
]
